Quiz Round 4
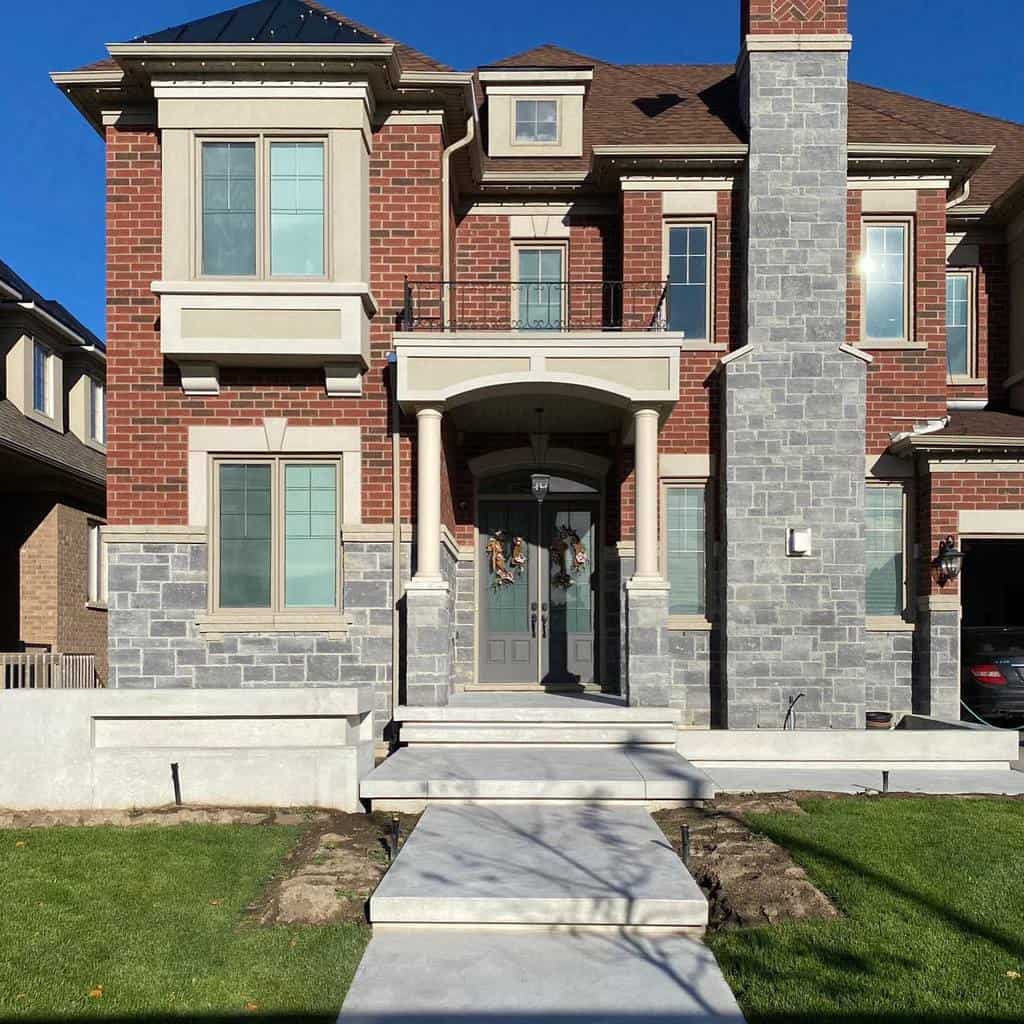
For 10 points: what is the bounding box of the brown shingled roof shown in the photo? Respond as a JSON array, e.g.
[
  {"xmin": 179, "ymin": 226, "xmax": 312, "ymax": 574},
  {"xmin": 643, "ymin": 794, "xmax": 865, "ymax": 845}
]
[{"xmin": 941, "ymin": 410, "xmax": 1024, "ymax": 440}]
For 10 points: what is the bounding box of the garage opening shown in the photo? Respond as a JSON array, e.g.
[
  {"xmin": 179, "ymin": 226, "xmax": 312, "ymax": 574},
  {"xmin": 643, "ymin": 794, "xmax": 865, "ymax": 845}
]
[{"xmin": 961, "ymin": 540, "xmax": 1024, "ymax": 724}]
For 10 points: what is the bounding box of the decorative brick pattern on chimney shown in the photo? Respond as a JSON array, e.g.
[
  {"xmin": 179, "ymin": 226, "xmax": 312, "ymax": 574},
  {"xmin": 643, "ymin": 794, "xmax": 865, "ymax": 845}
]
[{"xmin": 742, "ymin": 0, "xmax": 848, "ymax": 35}]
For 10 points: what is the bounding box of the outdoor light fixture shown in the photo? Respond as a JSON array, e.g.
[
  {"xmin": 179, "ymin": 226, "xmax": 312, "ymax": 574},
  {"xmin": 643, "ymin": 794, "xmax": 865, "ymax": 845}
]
[
  {"xmin": 934, "ymin": 535, "xmax": 963, "ymax": 583},
  {"xmin": 531, "ymin": 473, "xmax": 551, "ymax": 503}
]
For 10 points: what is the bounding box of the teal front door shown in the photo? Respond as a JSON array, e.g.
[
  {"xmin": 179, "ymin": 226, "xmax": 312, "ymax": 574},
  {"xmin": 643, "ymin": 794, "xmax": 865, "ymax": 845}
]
[{"xmin": 478, "ymin": 499, "xmax": 597, "ymax": 687}]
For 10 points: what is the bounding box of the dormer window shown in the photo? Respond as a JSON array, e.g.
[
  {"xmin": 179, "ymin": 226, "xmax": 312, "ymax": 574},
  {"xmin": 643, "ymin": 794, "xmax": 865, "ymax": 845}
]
[
  {"xmin": 515, "ymin": 100, "xmax": 558, "ymax": 144},
  {"xmin": 32, "ymin": 341, "xmax": 54, "ymax": 418}
]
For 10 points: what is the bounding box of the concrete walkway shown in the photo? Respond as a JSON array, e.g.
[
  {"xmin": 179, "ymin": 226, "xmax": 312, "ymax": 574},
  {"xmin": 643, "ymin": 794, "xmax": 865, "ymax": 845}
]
[{"xmin": 340, "ymin": 803, "xmax": 745, "ymax": 1023}]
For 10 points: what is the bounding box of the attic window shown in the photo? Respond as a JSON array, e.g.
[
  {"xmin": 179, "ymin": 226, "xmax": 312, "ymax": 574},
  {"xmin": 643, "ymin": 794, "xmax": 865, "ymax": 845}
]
[{"xmin": 515, "ymin": 99, "xmax": 558, "ymax": 144}]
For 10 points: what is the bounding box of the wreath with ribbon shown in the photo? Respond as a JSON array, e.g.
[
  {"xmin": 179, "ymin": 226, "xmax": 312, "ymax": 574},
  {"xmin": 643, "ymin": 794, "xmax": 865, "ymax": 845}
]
[
  {"xmin": 485, "ymin": 530, "xmax": 526, "ymax": 589},
  {"xmin": 550, "ymin": 524, "xmax": 587, "ymax": 590}
]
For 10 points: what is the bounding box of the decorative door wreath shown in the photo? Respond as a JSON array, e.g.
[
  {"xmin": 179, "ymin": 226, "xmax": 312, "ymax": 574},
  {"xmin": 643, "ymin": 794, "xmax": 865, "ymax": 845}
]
[
  {"xmin": 485, "ymin": 530, "xmax": 526, "ymax": 588},
  {"xmin": 550, "ymin": 524, "xmax": 587, "ymax": 590}
]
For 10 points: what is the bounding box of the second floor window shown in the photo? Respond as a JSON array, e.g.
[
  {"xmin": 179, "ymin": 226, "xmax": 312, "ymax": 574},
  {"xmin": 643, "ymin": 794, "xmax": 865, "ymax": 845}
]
[
  {"xmin": 89, "ymin": 378, "xmax": 105, "ymax": 445},
  {"xmin": 665, "ymin": 485, "xmax": 706, "ymax": 617},
  {"xmin": 866, "ymin": 485, "xmax": 905, "ymax": 617},
  {"xmin": 32, "ymin": 341, "xmax": 54, "ymax": 417},
  {"xmin": 666, "ymin": 223, "xmax": 711, "ymax": 339},
  {"xmin": 201, "ymin": 139, "xmax": 325, "ymax": 279},
  {"xmin": 862, "ymin": 221, "xmax": 910, "ymax": 342},
  {"xmin": 946, "ymin": 270, "xmax": 975, "ymax": 377},
  {"xmin": 514, "ymin": 99, "xmax": 558, "ymax": 143},
  {"xmin": 517, "ymin": 246, "xmax": 565, "ymax": 330},
  {"xmin": 87, "ymin": 521, "xmax": 107, "ymax": 606}
]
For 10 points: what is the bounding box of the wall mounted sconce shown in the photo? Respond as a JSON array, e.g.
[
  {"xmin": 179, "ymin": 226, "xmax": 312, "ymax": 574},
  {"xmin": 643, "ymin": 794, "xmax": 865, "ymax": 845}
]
[{"xmin": 934, "ymin": 535, "xmax": 963, "ymax": 584}]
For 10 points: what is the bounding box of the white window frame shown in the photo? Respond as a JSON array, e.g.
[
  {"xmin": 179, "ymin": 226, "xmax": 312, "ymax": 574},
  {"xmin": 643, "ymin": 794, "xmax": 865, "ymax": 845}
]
[
  {"xmin": 512, "ymin": 241, "xmax": 569, "ymax": 330},
  {"xmin": 860, "ymin": 217, "xmax": 914, "ymax": 345},
  {"xmin": 945, "ymin": 268, "xmax": 978, "ymax": 382},
  {"xmin": 663, "ymin": 218, "xmax": 715, "ymax": 341},
  {"xmin": 195, "ymin": 135, "xmax": 329, "ymax": 282},
  {"xmin": 32, "ymin": 340, "xmax": 55, "ymax": 418},
  {"xmin": 89, "ymin": 377, "xmax": 106, "ymax": 446},
  {"xmin": 512, "ymin": 98, "xmax": 560, "ymax": 146},
  {"xmin": 660, "ymin": 480, "xmax": 711, "ymax": 626},
  {"xmin": 210, "ymin": 456, "xmax": 342, "ymax": 617},
  {"xmin": 865, "ymin": 482, "xmax": 909, "ymax": 625},
  {"xmin": 87, "ymin": 521, "xmax": 108, "ymax": 607}
]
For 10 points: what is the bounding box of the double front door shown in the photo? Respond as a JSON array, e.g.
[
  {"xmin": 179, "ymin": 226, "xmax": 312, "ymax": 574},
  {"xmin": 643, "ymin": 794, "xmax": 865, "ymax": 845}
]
[{"xmin": 478, "ymin": 499, "xmax": 597, "ymax": 686}]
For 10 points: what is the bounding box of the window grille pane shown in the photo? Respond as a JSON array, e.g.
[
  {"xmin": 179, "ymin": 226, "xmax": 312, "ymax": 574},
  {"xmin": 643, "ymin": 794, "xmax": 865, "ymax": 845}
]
[
  {"xmin": 515, "ymin": 99, "xmax": 558, "ymax": 142},
  {"xmin": 863, "ymin": 225, "xmax": 907, "ymax": 339},
  {"xmin": 33, "ymin": 343, "xmax": 50, "ymax": 415},
  {"xmin": 284, "ymin": 464, "xmax": 337, "ymax": 608},
  {"xmin": 271, "ymin": 143, "xmax": 325, "ymax": 277},
  {"xmin": 667, "ymin": 226, "xmax": 709, "ymax": 338},
  {"xmin": 90, "ymin": 380, "xmax": 105, "ymax": 443},
  {"xmin": 946, "ymin": 274, "xmax": 971, "ymax": 376},
  {"xmin": 866, "ymin": 487, "xmax": 904, "ymax": 616},
  {"xmin": 202, "ymin": 142, "xmax": 256, "ymax": 276},
  {"xmin": 667, "ymin": 487, "xmax": 706, "ymax": 616},
  {"xmin": 517, "ymin": 248, "xmax": 564, "ymax": 329},
  {"xmin": 219, "ymin": 464, "xmax": 272, "ymax": 608}
]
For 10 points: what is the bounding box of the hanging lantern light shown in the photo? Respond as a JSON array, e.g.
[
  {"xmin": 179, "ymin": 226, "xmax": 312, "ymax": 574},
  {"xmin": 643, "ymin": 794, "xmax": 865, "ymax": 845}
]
[{"xmin": 934, "ymin": 535, "xmax": 963, "ymax": 583}]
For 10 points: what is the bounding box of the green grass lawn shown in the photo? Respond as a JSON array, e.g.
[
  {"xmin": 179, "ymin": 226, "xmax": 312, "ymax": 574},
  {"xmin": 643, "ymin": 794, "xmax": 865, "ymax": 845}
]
[
  {"xmin": 0, "ymin": 825, "xmax": 368, "ymax": 1021},
  {"xmin": 709, "ymin": 797, "xmax": 1024, "ymax": 1024}
]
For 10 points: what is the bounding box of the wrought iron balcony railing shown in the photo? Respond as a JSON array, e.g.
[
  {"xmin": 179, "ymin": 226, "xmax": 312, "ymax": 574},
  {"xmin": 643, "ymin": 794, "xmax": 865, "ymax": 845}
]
[{"xmin": 401, "ymin": 279, "xmax": 671, "ymax": 333}]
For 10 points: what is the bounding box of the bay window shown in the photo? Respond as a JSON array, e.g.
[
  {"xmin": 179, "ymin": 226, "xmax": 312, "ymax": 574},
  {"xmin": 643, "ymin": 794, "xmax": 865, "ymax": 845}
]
[
  {"xmin": 215, "ymin": 459, "xmax": 340, "ymax": 612},
  {"xmin": 200, "ymin": 138, "xmax": 326, "ymax": 279},
  {"xmin": 862, "ymin": 220, "xmax": 911, "ymax": 342}
]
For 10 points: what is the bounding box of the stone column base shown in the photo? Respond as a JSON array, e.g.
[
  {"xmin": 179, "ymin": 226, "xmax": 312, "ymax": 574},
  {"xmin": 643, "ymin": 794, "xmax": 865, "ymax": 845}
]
[
  {"xmin": 404, "ymin": 579, "xmax": 452, "ymax": 708},
  {"xmin": 625, "ymin": 579, "xmax": 671, "ymax": 707}
]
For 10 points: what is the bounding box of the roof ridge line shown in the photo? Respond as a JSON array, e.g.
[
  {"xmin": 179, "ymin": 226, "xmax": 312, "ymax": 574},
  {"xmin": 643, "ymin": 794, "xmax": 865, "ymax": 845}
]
[{"xmin": 852, "ymin": 79, "xmax": 1024, "ymax": 133}]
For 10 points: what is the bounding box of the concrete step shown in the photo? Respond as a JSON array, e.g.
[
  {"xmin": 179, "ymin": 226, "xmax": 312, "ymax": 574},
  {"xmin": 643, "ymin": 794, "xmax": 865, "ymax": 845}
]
[
  {"xmin": 340, "ymin": 928, "xmax": 746, "ymax": 1022},
  {"xmin": 360, "ymin": 745, "xmax": 715, "ymax": 809},
  {"xmin": 371, "ymin": 804, "xmax": 708, "ymax": 930},
  {"xmin": 400, "ymin": 722, "xmax": 679, "ymax": 746}
]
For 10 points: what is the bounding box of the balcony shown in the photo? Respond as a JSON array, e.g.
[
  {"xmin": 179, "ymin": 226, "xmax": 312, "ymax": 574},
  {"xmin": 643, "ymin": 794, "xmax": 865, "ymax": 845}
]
[{"xmin": 401, "ymin": 279, "xmax": 672, "ymax": 333}]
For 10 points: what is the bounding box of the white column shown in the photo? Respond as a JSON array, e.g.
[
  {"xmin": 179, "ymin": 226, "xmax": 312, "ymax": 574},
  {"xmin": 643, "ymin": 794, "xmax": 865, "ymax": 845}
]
[
  {"xmin": 633, "ymin": 406, "xmax": 661, "ymax": 580},
  {"xmin": 415, "ymin": 405, "xmax": 443, "ymax": 580}
]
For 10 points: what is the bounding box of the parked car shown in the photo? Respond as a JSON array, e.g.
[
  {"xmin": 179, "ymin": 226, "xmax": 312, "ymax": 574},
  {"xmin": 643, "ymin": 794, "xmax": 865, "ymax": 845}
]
[{"xmin": 962, "ymin": 628, "xmax": 1024, "ymax": 722}]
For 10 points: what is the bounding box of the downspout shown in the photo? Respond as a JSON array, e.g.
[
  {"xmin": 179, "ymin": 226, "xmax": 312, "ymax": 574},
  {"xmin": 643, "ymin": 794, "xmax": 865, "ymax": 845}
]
[
  {"xmin": 441, "ymin": 116, "xmax": 476, "ymax": 327},
  {"xmin": 947, "ymin": 178, "xmax": 971, "ymax": 211},
  {"xmin": 389, "ymin": 353, "xmax": 402, "ymax": 749}
]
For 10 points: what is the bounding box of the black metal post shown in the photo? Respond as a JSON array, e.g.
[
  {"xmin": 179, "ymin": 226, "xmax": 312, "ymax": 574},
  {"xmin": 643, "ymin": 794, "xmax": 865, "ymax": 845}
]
[
  {"xmin": 882, "ymin": 770, "xmax": 890, "ymax": 794},
  {"xmin": 680, "ymin": 823, "xmax": 691, "ymax": 868},
  {"xmin": 389, "ymin": 815, "xmax": 401, "ymax": 861},
  {"xmin": 402, "ymin": 277, "xmax": 413, "ymax": 331},
  {"xmin": 170, "ymin": 762, "xmax": 182, "ymax": 805}
]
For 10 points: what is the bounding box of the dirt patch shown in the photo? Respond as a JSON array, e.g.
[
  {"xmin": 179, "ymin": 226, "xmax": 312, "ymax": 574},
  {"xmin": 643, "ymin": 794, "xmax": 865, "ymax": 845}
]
[
  {"xmin": 250, "ymin": 810, "xmax": 420, "ymax": 926},
  {"xmin": 0, "ymin": 806, "xmax": 316, "ymax": 829},
  {"xmin": 655, "ymin": 794, "xmax": 839, "ymax": 930}
]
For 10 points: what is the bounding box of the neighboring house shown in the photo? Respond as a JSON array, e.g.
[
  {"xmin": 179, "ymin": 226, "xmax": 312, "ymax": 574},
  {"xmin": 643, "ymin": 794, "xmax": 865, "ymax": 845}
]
[
  {"xmin": 0, "ymin": 260, "xmax": 107, "ymax": 685},
  {"xmin": 50, "ymin": 0, "xmax": 1024, "ymax": 738}
]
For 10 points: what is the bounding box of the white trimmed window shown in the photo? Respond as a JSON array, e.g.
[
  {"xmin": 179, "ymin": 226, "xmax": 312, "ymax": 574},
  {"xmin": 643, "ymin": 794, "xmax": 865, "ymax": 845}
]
[
  {"xmin": 946, "ymin": 270, "xmax": 976, "ymax": 378},
  {"xmin": 516, "ymin": 244, "xmax": 566, "ymax": 330},
  {"xmin": 214, "ymin": 458, "xmax": 340, "ymax": 612},
  {"xmin": 89, "ymin": 378, "xmax": 106, "ymax": 445},
  {"xmin": 665, "ymin": 485, "xmax": 707, "ymax": 617},
  {"xmin": 514, "ymin": 99, "xmax": 558, "ymax": 143},
  {"xmin": 866, "ymin": 485, "xmax": 905, "ymax": 617},
  {"xmin": 87, "ymin": 521, "xmax": 107, "ymax": 605},
  {"xmin": 665, "ymin": 222, "xmax": 712, "ymax": 339},
  {"xmin": 32, "ymin": 340, "xmax": 54, "ymax": 417},
  {"xmin": 200, "ymin": 138, "xmax": 326, "ymax": 279},
  {"xmin": 861, "ymin": 220, "xmax": 912, "ymax": 342}
]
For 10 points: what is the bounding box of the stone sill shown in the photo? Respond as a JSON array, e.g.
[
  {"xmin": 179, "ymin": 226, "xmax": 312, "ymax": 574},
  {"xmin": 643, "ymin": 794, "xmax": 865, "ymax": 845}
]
[
  {"xmin": 858, "ymin": 340, "xmax": 928, "ymax": 351},
  {"xmin": 866, "ymin": 616, "xmax": 915, "ymax": 633},
  {"xmin": 85, "ymin": 601, "xmax": 108, "ymax": 613},
  {"xmin": 667, "ymin": 615, "xmax": 714, "ymax": 632},
  {"xmin": 947, "ymin": 377, "xmax": 986, "ymax": 387},
  {"xmin": 195, "ymin": 613, "xmax": 352, "ymax": 641}
]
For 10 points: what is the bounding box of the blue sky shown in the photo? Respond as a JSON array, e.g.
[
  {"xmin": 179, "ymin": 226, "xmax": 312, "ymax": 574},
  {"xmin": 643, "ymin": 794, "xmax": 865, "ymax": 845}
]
[{"xmin": 2, "ymin": 0, "xmax": 1021, "ymax": 337}]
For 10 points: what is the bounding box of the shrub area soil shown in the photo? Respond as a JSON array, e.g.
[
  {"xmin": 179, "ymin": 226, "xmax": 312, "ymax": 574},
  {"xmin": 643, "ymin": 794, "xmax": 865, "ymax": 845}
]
[{"xmin": 654, "ymin": 794, "xmax": 840, "ymax": 929}]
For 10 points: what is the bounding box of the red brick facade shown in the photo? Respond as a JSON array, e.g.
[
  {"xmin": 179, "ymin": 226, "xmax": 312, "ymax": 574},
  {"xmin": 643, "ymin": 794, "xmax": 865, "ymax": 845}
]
[{"xmin": 743, "ymin": 0, "xmax": 848, "ymax": 35}]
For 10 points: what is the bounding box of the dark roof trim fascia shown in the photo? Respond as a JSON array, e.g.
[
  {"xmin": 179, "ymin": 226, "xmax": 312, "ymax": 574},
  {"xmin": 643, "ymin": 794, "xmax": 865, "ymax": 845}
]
[
  {"xmin": 889, "ymin": 434, "xmax": 1024, "ymax": 457},
  {"xmin": 0, "ymin": 434, "xmax": 105, "ymax": 489}
]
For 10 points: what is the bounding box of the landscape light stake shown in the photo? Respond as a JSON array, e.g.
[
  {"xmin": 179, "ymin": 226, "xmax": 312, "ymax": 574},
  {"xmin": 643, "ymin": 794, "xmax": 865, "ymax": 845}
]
[
  {"xmin": 882, "ymin": 770, "xmax": 890, "ymax": 794},
  {"xmin": 680, "ymin": 824, "xmax": 691, "ymax": 868},
  {"xmin": 388, "ymin": 816, "xmax": 401, "ymax": 861},
  {"xmin": 170, "ymin": 763, "xmax": 182, "ymax": 805}
]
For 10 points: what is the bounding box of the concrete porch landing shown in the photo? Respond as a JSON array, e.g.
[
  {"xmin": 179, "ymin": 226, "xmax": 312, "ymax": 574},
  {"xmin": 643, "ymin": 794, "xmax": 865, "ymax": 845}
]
[{"xmin": 360, "ymin": 746, "xmax": 715, "ymax": 809}]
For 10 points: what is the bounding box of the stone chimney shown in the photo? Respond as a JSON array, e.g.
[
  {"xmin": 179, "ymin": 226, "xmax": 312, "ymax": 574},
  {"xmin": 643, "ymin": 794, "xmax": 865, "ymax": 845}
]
[{"xmin": 722, "ymin": 0, "xmax": 866, "ymax": 729}]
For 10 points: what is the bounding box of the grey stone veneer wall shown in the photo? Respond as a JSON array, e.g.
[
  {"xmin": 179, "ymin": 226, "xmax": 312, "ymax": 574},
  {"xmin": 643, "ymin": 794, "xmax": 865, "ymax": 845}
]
[
  {"xmin": 108, "ymin": 539, "xmax": 402, "ymax": 741},
  {"xmin": 669, "ymin": 630, "xmax": 712, "ymax": 727},
  {"xmin": 452, "ymin": 554, "xmax": 475, "ymax": 689},
  {"xmin": 724, "ymin": 48, "xmax": 868, "ymax": 729},
  {"xmin": 915, "ymin": 610, "xmax": 960, "ymax": 720},
  {"xmin": 865, "ymin": 631, "xmax": 913, "ymax": 714}
]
